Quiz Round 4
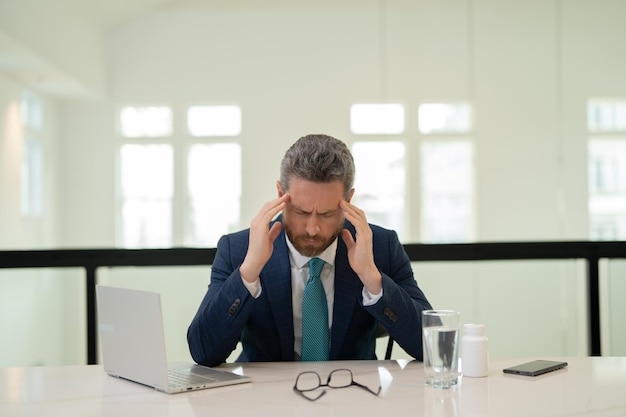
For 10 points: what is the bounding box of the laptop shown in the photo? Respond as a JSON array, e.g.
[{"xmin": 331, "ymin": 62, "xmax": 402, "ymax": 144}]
[{"xmin": 95, "ymin": 285, "xmax": 251, "ymax": 394}]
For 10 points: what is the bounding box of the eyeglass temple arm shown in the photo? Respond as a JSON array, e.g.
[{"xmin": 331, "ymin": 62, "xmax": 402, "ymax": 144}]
[{"xmin": 351, "ymin": 380, "xmax": 382, "ymax": 396}]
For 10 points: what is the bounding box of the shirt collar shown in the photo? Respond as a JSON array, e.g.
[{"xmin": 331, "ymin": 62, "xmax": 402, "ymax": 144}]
[{"xmin": 285, "ymin": 234, "xmax": 337, "ymax": 269}]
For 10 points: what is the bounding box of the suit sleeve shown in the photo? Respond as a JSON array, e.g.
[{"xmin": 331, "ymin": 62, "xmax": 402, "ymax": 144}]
[
  {"xmin": 362, "ymin": 229, "xmax": 432, "ymax": 360},
  {"xmin": 187, "ymin": 233, "xmax": 256, "ymax": 366}
]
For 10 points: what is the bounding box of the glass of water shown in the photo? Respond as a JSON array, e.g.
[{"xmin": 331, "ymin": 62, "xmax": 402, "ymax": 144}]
[{"xmin": 422, "ymin": 310, "xmax": 460, "ymax": 388}]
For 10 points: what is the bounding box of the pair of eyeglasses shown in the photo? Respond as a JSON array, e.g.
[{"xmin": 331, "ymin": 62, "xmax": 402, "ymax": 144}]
[{"xmin": 293, "ymin": 368, "xmax": 381, "ymax": 401}]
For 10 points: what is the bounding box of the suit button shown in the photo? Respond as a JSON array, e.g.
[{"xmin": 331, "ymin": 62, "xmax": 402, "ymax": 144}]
[
  {"xmin": 383, "ymin": 307, "xmax": 398, "ymax": 322},
  {"xmin": 228, "ymin": 299, "xmax": 241, "ymax": 316}
]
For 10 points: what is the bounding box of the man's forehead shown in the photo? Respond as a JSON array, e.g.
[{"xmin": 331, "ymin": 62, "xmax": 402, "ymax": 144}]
[
  {"xmin": 284, "ymin": 178, "xmax": 345, "ymax": 209},
  {"xmin": 288, "ymin": 191, "xmax": 343, "ymax": 212},
  {"xmin": 288, "ymin": 196, "xmax": 341, "ymax": 213}
]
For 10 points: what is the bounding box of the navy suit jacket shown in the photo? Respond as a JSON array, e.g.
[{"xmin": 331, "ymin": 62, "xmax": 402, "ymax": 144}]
[{"xmin": 187, "ymin": 219, "xmax": 432, "ymax": 366}]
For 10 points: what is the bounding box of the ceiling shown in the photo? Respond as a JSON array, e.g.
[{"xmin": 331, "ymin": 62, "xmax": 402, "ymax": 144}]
[
  {"xmin": 0, "ymin": 0, "xmax": 372, "ymax": 97},
  {"xmin": 0, "ymin": 0, "xmax": 180, "ymax": 97},
  {"xmin": 66, "ymin": 0, "xmax": 177, "ymax": 31}
]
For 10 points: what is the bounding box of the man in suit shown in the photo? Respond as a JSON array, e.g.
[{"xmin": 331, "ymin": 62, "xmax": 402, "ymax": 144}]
[{"xmin": 188, "ymin": 134, "xmax": 432, "ymax": 366}]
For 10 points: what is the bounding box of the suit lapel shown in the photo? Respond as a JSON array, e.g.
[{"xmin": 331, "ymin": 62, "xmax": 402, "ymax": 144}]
[{"xmin": 260, "ymin": 229, "xmax": 294, "ymax": 360}]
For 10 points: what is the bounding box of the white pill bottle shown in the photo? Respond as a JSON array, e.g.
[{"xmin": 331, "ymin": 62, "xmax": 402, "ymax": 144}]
[{"xmin": 462, "ymin": 323, "xmax": 489, "ymax": 377}]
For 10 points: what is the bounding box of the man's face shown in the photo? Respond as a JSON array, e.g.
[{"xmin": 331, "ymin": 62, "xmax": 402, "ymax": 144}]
[{"xmin": 278, "ymin": 177, "xmax": 353, "ymax": 257}]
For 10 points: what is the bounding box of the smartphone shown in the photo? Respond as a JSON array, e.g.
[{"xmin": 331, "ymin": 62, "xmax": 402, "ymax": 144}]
[{"xmin": 502, "ymin": 360, "xmax": 568, "ymax": 376}]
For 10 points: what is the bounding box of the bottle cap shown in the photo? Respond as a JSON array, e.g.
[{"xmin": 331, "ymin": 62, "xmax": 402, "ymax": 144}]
[{"xmin": 464, "ymin": 323, "xmax": 485, "ymax": 335}]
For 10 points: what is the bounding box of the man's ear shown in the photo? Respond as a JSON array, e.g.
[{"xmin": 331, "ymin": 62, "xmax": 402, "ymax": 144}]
[
  {"xmin": 345, "ymin": 188, "xmax": 355, "ymax": 203},
  {"xmin": 276, "ymin": 180, "xmax": 285, "ymax": 197}
]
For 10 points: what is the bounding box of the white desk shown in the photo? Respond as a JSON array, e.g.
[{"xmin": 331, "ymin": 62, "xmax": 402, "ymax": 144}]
[{"xmin": 1, "ymin": 357, "xmax": 625, "ymax": 417}]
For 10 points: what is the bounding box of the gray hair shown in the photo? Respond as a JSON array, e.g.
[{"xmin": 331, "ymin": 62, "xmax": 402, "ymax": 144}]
[{"xmin": 280, "ymin": 134, "xmax": 355, "ymax": 198}]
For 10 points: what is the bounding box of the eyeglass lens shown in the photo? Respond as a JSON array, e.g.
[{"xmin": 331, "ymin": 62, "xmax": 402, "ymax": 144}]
[
  {"xmin": 327, "ymin": 369, "xmax": 353, "ymax": 388},
  {"xmin": 295, "ymin": 371, "xmax": 322, "ymax": 391}
]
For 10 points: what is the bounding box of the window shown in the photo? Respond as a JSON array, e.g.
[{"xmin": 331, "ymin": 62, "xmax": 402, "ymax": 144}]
[
  {"xmin": 187, "ymin": 105, "xmax": 242, "ymax": 137},
  {"xmin": 351, "ymin": 142, "xmax": 406, "ymax": 238},
  {"xmin": 117, "ymin": 105, "xmax": 242, "ymax": 248},
  {"xmin": 20, "ymin": 92, "xmax": 43, "ymax": 131},
  {"xmin": 350, "ymin": 104, "xmax": 405, "ymax": 135},
  {"xmin": 587, "ymin": 99, "xmax": 626, "ymax": 133},
  {"xmin": 120, "ymin": 144, "xmax": 173, "ymax": 248},
  {"xmin": 21, "ymin": 137, "xmax": 43, "ymax": 217},
  {"xmin": 419, "ymin": 102, "xmax": 473, "ymax": 243},
  {"xmin": 349, "ymin": 103, "xmax": 406, "ymax": 237},
  {"xmin": 418, "ymin": 103, "xmax": 472, "ymax": 134},
  {"xmin": 20, "ymin": 92, "xmax": 43, "ymax": 217},
  {"xmin": 588, "ymin": 99, "xmax": 626, "ymax": 240},
  {"xmin": 420, "ymin": 141, "xmax": 473, "ymax": 243},
  {"xmin": 187, "ymin": 143, "xmax": 241, "ymax": 246},
  {"xmin": 120, "ymin": 106, "xmax": 172, "ymax": 138},
  {"xmin": 349, "ymin": 101, "xmax": 473, "ymax": 242}
]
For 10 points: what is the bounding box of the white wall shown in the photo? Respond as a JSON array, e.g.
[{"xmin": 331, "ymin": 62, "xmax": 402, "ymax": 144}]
[
  {"xmin": 0, "ymin": 75, "xmax": 26, "ymax": 247},
  {"xmin": 56, "ymin": 0, "xmax": 626, "ymax": 245},
  {"xmin": 1, "ymin": 0, "xmax": 625, "ymax": 365}
]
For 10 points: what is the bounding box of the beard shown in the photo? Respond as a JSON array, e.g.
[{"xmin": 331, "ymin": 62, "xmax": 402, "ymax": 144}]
[{"xmin": 284, "ymin": 223, "xmax": 343, "ymax": 257}]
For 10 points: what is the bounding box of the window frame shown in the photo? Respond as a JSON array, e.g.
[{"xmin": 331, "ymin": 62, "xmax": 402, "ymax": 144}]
[
  {"xmin": 115, "ymin": 103, "xmax": 243, "ymax": 248},
  {"xmin": 587, "ymin": 98, "xmax": 626, "ymax": 241}
]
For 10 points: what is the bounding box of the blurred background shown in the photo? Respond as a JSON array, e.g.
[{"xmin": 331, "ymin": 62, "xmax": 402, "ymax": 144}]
[{"xmin": 1, "ymin": 0, "xmax": 625, "ymax": 366}]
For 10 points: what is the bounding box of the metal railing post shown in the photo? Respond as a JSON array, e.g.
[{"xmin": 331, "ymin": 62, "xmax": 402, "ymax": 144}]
[
  {"xmin": 86, "ymin": 265, "xmax": 98, "ymax": 365},
  {"xmin": 587, "ymin": 256, "xmax": 601, "ymax": 356}
]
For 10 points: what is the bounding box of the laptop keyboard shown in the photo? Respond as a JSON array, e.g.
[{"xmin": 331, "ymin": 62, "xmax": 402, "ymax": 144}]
[{"xmin": 167, "ymin": 369, "xmax": 217, "ymax": 389}]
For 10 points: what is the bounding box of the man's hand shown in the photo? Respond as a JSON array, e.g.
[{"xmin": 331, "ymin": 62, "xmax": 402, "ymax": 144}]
[
  {"xmin": 239, "ymin": 193, "xmax": 289, "ymax": 282},
  {"xmin": 340, "ymin": 200, "xmax": 382, "ymax": 295}
]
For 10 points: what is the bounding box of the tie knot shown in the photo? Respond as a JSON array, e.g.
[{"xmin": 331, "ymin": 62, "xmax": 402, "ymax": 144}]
[{"xmin": 308, "ymin": 257, "xmax": 325, "ymax": 279}]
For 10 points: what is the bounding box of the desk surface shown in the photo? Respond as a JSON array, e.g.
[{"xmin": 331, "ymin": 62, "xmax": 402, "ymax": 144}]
[{"xmin": 1, "ymin": 357, "xmax": 625, "ymax": 417}]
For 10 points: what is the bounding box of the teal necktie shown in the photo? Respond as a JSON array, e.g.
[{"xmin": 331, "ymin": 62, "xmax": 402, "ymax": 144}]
[{"xmin": 301, "ymin": 257, "xmax": 329, "ymax": 361}]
